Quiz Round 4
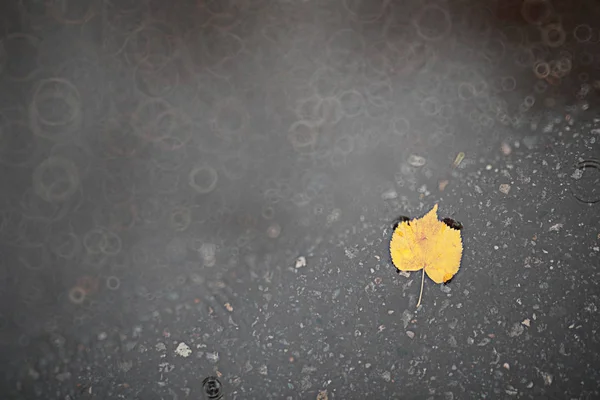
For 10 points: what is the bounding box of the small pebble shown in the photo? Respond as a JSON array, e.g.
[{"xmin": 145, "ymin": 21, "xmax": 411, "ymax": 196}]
[
  {"xmin": 295, "ymin": 256, "xmax": 307, "ymax": 269},
  {"xmin": 317, "ymin": 390, "xmax": 328, "ymax": 400},
  {"xmin": 509, "ymin": 322, "xmax": 524, "ymax": 337},
  {"xmin": 522, "ymin": 318, "xmax": 531, "ymax": 327},
  {"xmin": 571, "ymin": 169, "xmax": 583, "ymax": 180},
  {"xmin": 438, "ymin": 180, "xmax": 449, "ymax": 191},
  {"xmin": 499, "ymin": 184, "xmax": 511, "ymax": 194},
  {"xmin": 548, "ymin": 223, "xmax": 563, "ymax": 232},
  {"xmin": 175, "ymin": 342, "xmax": 192, "ymax": 358},
  {"xmin": 382, "ymin": 371, "xmax": 391, "ymax": 382},
  {"xmin": 541, "ymin": 371, "xmax": 553, "ymax": 386},
  {"xmin": 406, "ymin": 331, "xmax": 415, "ymax": 339},
  {"xmin": 501, "ymin": 142, "xmax": 512, "ymax": 155}
]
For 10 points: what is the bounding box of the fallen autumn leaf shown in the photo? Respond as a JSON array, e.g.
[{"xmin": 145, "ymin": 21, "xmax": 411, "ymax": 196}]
[{"xmin": 389, "ymin": 204, "xmax": 463, "ymax": 307}]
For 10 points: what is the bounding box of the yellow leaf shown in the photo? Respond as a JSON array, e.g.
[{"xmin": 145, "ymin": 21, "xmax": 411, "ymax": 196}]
[{"xmin": 390, "ymin": 204, "xmax": 463, "ymax": 307}]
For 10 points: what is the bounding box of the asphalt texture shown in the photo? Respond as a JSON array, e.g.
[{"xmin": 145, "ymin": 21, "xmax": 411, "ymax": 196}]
[{"xmin": 1, "ymin": 0, "xmax": 600, "ymax": 399}]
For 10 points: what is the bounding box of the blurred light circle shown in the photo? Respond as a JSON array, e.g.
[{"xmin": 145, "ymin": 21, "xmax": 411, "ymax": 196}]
[
  {"xmin": 414, "ymin": 4, "xmax": 452, "ymax": 41},
  {"xmin": 541, "ymin": 23, "xmax": 566, "ymax": 48},
  {"xmin": 533, "ymin": 61, "xmax": 550, "ymax": 79},
  {"xmin": 343, "ymin": 0, "xmax": 388, "ymax": 23},
  {"xmin": 521, "ymin": 0, "xmax": 554, "ymax": 26},
  {"xmin": 288, "ymin": 120, "xmax": 318, "ymax": 151},
  {"xmin": 32, "ymin": 157, "xmax": 80, "ymax": 203},
  {"xmin": 573, "ymin": 24, "xmax": 592, "ymax": 42},
  {"xmin": 68, "ymin": 287, "xmax": 86, "ymax": 304},
  {"xmin": 501, "ymin": 76, "xmax": 517, "ymax": 91},
  {"xmin": 338, "ymin": 90, "xmax": 365, "ymax": 118},
  {"xmin": 29, "ymin": 78, "xmax": 82, "ymax": 142},
  {"xmin": 189, "ymin": 166, "xmax": 219, "ymax": 194}
]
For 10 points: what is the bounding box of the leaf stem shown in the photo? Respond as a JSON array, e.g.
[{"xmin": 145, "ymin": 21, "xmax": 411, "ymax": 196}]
[{"xmin": 416, "ymin": 268, "xmax": 425, "ymax": 308}]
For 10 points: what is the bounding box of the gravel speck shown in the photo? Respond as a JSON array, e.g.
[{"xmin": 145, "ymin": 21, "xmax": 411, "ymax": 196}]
[
  {"xmin": 382, "ymin": 371, "xmax": 391, "ymax": 382},
  {"xmin": 548, "ymin": 223, "xmax": 563, "ymax": 232},
  {"xmin": 401, "ymin": 310, "xmax": 413, "ymax": 329},
  {"xmin": 316, "ymin": 390, "xmax": 328, "ymax": 400},
  {"xmin": 295, "ymin": 256, "xmax": 307, "ymax": 268},
  {"xmin": 509, "ymin": 323, "xmax": 525, "ymax": 337},
  {"xmin": 540, "ymin": 371, "xmax": 553, "ymax": 386},
  {"xmin": 499, "ymin": 184, "xmax": 511, "ymax": 194},
  {"xmin": 175, "ymin": 342, "xmax": 192, "ymax": 357}
]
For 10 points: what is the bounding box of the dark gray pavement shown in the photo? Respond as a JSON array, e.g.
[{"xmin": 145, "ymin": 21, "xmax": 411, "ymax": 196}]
[{"xmin": 1, "ymin": 0, "xmax": 600, "ymax": 399}]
